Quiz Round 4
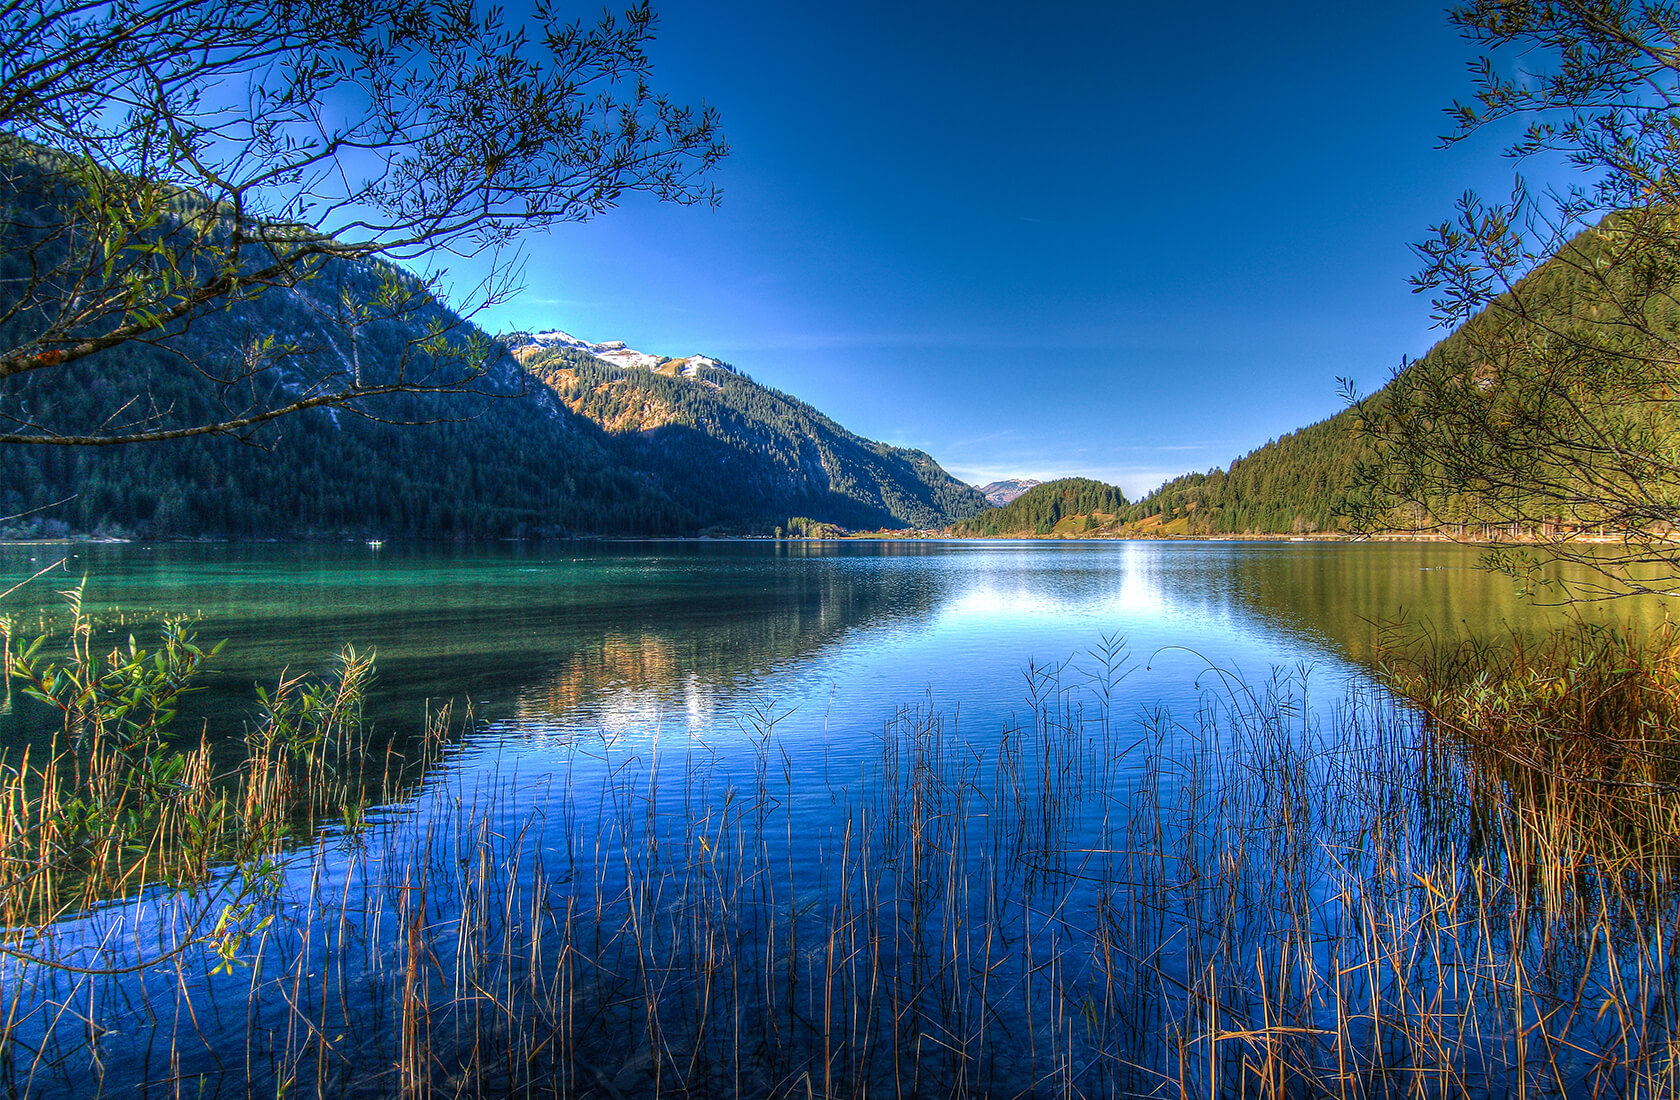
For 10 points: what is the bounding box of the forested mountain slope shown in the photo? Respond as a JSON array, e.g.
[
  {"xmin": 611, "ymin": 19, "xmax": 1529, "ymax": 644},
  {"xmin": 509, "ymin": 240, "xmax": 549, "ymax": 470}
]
[
  {"xmin": 0, "ymin": 273, "xmax": 689, "ymax": 540},
  {"xmin": 1121, "ymin": 411, "xmax": 1363, "ymax": 536},
  {"xmin": 952, "ymin": 478, "xmax": 1130, "ymax": 537},
  {"xmin": 0, "ymin": 139, "xmax": 992, "ymax": 539},
  {"xmin": 1120, "ymin": 216, "xmax": 1677, "ymax": 539},
  {"xmin": 0, "ymin": 301, "xmax": 987, "ymax": 538},
  {"xmin": 519, "ymin": 343, "xmax": 986, "ymax": 532}
]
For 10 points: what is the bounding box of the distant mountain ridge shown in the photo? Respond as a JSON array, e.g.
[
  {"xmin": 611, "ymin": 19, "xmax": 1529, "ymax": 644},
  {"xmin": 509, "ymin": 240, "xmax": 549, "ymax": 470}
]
[
  {"xmin": 954, "ymin": 478, "xmax": 1129, "ymax": 537},
  {"xmin": 979, "ymin": 479, "xmax": 1042, "ymax": 506},
  {"xmin": 512, "ymin": 335, "xmax": 986, "ymax": 532}
]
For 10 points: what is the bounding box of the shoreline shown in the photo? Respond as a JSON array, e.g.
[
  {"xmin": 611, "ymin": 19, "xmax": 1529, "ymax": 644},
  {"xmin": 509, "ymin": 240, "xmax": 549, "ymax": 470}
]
[{"xmin": 0, "ymin": 531, "xmax": 1639, "ymax": 549}]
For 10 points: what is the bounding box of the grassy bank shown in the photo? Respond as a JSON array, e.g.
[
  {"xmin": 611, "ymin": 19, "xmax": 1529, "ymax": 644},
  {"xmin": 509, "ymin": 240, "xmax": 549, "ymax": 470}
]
[
  {"xmin": 3, "ymin": 619, "xmax": 1680, "ymax": 1096},
  {"xmin": 1378, "ymin": 616, "xmax": 1680, "ymax": 861}
]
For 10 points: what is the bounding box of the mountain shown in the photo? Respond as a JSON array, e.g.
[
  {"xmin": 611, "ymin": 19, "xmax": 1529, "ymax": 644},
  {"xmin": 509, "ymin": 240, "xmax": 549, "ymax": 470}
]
[
  {"xmin": 979, "ymin": 479, "xmax": 1042, "ymax": 507},
  {"xmin": 0, "ymin": 266, "xmax": 699, "ymax": 539},
  {"xmin": 0, "ymin": 148, "xmax": 984, "ymax": 539},
  {"xmin": 1117, "ymin": 215, "xmax": 1663, "ymax": 539},
  {"xmin": 0, "ymin": 302, "xmax": 987, "ymax": 537},
  {"xmin": 952, "ymin": 478, "xmax": 1130, "ymax": 537},
  {"xmin": 510, "ymin": 329, "xmax": 736, "ymax": 379},
  {"xmin": 510, "ymin": 336, "xmax": 987, "ymax": 532},
  {"xmin": 1120, "ymin": 411, "xmax": 1362, "ymax": 537}
]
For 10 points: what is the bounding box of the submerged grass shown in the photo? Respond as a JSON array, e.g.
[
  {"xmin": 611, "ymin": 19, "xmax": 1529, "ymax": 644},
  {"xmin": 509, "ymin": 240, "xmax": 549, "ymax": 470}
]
[{"xmin": 3, "ymin": 619, "xmax": 1680, "ymax": 1096}]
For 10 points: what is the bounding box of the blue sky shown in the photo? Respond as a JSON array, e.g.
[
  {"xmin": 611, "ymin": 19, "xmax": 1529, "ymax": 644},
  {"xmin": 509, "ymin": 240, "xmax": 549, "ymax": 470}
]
[{"xmin": 470, "ymin": 1, "xmax": 1543, "ymax": 499}]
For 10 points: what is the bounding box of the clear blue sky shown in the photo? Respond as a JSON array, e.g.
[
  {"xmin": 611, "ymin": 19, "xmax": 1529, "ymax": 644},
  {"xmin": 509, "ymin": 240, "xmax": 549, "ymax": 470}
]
[{"xmin": 470, "ymin": 1, "xmax": 1541, "ymax": 499}]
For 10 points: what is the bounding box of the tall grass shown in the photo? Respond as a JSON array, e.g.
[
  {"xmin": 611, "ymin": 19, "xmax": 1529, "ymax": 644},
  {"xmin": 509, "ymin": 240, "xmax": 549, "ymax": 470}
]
[
  {"xmin": 0, "ymin": 599, "xmax": 451, "ymax": 1096},
  {"xmin": 1378, "ymin": 615, "xmax": 1680, "ymax": 860},
  {"xmin": 4, "ymin": 623, "xmax": 1680, "ymax": 1096},
  {"xmin": 0, "ymin": 610, "xmax": 441, "ymax": 927}
]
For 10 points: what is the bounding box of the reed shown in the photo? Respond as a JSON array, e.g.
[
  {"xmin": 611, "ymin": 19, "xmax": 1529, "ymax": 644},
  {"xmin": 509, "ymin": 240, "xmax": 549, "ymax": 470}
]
[
  {"xmin": 0, "ymin": 606, "xmax": 447, "ymax": 973},
  {"xmin": 3, "ymin": 623, "xmax": 1680, "ymax": 1097},
  {"xmin": 1378, "ymin": 615, "xmax": 1680, "ymax": 859}
]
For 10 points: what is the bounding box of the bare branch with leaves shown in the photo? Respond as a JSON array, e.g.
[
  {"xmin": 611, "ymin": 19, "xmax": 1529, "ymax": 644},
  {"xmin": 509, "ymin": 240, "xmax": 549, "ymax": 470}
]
[
  {"xmin": 1349, "ymin": 0, "xmax": 1680, "ymax": 599},
  {"xmin": 0, "ymin": 0, "xmax": 725, "ymax": 445}
]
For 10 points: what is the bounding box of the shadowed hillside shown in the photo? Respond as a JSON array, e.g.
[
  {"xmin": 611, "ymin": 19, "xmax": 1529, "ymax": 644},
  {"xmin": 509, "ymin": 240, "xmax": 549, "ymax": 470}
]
[
  {"xmin": 0, "ymin": 149, "xmax": 986, "ymax": 539},
  {"xmin": 522, "ymin": 345, "xmax": 986, "ymax": 533}
]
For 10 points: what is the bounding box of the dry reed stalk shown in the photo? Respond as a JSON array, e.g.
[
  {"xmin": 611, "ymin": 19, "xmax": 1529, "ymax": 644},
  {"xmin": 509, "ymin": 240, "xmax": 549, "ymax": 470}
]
[{"xmin": 11, "ymin": 634, "xmax": 1680, "ymax": 1097}]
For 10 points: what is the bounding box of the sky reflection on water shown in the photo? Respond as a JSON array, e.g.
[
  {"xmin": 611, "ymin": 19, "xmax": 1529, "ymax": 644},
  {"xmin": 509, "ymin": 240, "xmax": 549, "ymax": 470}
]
[{"xmin": 3, "ymin": 539, "xmax": 1643, "ymax": 769}]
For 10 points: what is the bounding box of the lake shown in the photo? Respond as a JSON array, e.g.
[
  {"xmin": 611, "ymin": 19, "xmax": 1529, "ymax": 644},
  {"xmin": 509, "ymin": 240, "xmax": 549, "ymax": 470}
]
[
  {"xmin": 0, "ymin": 539, "xmax": 1621, "ymax": 752},
  {"xmin": 0, "ymin": 540, "xmax": 1670, "ymax": 1098}
]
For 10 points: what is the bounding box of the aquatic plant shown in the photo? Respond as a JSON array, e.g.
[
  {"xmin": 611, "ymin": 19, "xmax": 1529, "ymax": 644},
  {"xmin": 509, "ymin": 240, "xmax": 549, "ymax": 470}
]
[
  {"xmin": 1378, "ymin": 614, "xmax": 1680, "ymax": 860},
  {"xmin": 0, "ymin": 596, "xmax": 446, "ymax": 970}
]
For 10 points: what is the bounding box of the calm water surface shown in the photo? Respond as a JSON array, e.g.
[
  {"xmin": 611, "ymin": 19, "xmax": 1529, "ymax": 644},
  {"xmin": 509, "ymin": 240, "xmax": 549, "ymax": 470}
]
[
  {"xmin": 2, "ymin": 540, "xmax": 1666, "ymax": 1097},
  {"xmin": 3, "ymin": 538, "xmax": 1659, "ymax": 868},
  {"xmin": 1, "ymin": 538, "xmax": 1635, "ymax": 761}
]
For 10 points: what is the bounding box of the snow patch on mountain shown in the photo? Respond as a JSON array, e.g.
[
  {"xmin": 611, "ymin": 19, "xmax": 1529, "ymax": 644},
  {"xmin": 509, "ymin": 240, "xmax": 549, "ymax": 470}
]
[
  {"xmin": 979, "ymin": 479, "xmax": 1043, "ymax": 507},
  {"xmin": 671, "ymin": 355, "xmax": 723, "ymax": 378},
  {"xmin": 517, "ymin": 330, "xmax": 736, "ymax": 378}
]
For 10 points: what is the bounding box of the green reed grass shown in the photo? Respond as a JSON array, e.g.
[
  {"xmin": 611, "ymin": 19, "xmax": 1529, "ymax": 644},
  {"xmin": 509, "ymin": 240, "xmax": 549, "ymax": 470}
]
[{"xmin": 0, "ymin": 599, "xmax": 447, "ymax": 965}]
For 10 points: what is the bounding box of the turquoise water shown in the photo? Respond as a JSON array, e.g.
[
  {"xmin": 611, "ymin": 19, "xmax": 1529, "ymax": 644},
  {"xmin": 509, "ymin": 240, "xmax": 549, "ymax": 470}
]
[{"xmin": 0, "ymin": 539, "xmax": 1604, "ymax": 758}]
